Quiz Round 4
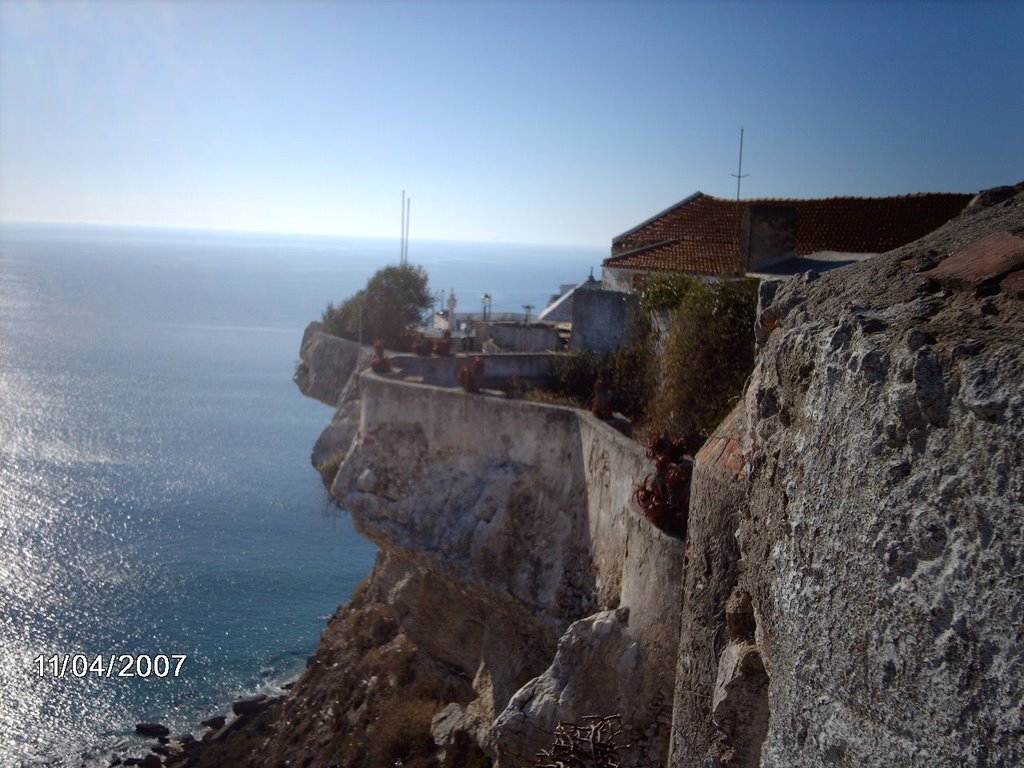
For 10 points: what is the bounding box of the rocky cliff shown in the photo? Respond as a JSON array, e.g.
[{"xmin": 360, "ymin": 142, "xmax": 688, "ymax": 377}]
[
  {"xmin": 670, "ymin": 188, "xmax": 1024, "ymax": 767},
  {"xmin": 166, "ymin": 187, "xmax": 1023, "ymax": 768},
  {"xmin": 171, "ymin": 331, "xmax": 685, "ymax": 768}
]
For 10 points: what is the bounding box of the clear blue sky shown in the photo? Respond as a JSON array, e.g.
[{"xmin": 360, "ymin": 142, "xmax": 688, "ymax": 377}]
[{"xmin": 1, "ymin": 0, "xmax": 1021, "ymax": 246}]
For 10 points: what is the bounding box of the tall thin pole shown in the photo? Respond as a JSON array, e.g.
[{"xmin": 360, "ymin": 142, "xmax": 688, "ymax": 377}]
[
  {"xmin": 731, "ymin": 128, "xmax": 749, "ymax": 267},
  {"xmin": 400, "ymin": 190, "xmax": 406, "ymax": 264},
  {"xmin": 731, "ymin": 128, "xmax": 748, "ymax": 202}
]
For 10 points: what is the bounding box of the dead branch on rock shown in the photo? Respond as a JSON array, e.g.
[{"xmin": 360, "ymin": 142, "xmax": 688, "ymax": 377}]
[{"xmin": 532, "ymin": 714, "xmax": 634, "ymax": 768}]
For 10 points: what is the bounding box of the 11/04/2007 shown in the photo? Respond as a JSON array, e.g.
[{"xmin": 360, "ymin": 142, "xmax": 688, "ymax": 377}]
[{"xmin": 33, "ymin": 654, "xmax": 187, "ymax": 678}]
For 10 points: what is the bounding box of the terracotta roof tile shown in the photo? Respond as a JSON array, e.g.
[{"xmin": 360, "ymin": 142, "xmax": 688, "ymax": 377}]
[{"xmin": 606, "ymin": 191, "xmax": 973, "ymax": 276}]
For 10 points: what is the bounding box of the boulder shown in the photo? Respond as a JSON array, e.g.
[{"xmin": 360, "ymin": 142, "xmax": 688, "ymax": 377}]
[
  {"xmin": 200, "ymin": 715, "xmax": 226, "ymax": 730},
  {"xmin": 231, "ymin": 694, "xmax": 274, "ymax": 717},
  {"xmin": 133, "ymin": 723, "xmax": 169, "ymax": 739},
  {"xmin": 734, "ymin": 183, "xmax": 1024, "ymax": 767}
]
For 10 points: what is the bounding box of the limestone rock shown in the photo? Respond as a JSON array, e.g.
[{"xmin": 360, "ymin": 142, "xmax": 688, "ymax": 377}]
[
  {"xmin": 493, "ymin": 607, "xmax": 671, "ymax": 767},
  {"xmin": 293, "ymin": 323, "xmax": 371, "ymax": 408},
  {"xmin": 738, "ymin": 188, "xmax": 1024, "ymax": 766}
]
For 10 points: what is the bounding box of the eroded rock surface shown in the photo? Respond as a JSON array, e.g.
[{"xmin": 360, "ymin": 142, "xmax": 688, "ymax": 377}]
[{"xmin": 736, "ymin": 193, "xmax": 1024, "ymax": 766}]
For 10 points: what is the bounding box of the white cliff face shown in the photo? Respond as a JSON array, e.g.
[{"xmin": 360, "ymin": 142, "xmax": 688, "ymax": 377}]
[
  {"xmin": 331, "ymin": 372, "xmax": 685, "ymax": 766},
  {"xmin": 289, "ymin": 326, "xmax": 686, "ymax": 766}
]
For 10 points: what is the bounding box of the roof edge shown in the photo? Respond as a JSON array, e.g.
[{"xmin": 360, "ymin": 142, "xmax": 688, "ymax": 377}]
[
  {"xmin": 612, "ymin": 192, "xmax": 705, "ymax": 244},
  {"xmin": 605, "ymin": 239, "xmax": 679, "ymax": 265}
]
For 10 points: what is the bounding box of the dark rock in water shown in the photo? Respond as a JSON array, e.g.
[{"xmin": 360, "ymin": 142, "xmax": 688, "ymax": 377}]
[
  {"xmin": 108, "ymin": 756, "xmax": 122, "ymax": 767},
  {"xmin": 200, "ymin": 715, "xmax": 226, "ymax": 730},
  {"xmin": 122, "ymin": 755, "xmax": 161, "ymax": 768},
  {"xmin": 134, "ymin": 722, "xmax": 170, "ymax": 738},
  {"xmin": 232, "ymin": 694, "xmax": 272, "ymax": 716},
  {"xmin": 282, "ymin": 681, "xmax": 296, "ymax": 690}
]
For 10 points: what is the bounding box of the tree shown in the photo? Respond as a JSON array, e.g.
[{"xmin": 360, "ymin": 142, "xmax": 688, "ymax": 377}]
[{"xmin": 322, "ymin": 264, "xmax": 433, "ymax": 347}]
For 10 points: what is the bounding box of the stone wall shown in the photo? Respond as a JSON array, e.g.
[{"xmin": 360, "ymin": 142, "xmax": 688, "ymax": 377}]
[
  {"xmin": 742, "ymin": 204, "xmax": 797, "ymax": 272},
  {"xmin": 390, "ymin": 350, "xmax": 554, "ymax": 388}
]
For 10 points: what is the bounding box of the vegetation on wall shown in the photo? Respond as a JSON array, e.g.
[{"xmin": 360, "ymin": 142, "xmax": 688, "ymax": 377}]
[
  {"xmin": 322, "ymin": 264, "xmax": 433, "ymax": 348},
  {"xmin": 646, "ymin": 278, "xmax": 759, "ymax": 447},
  {"xmin": 638, "ymin": 272, "xmax": 699, "ymax": 314},
  {"xmin": 540, "ymin": 322, "xmax": 656, "ymax": 423},
  {"xmin": 533, "ymin": 274, "xmax": 759, "ymax": 454},
  {"xmin": 634, "ymin": 434, "xmax": 692, "ymax": 537}
]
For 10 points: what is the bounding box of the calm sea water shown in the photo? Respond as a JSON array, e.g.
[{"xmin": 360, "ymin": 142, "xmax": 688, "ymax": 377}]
[{"xmin": 0, "ymin": 223, "xmax": 602, "ymax": 766}]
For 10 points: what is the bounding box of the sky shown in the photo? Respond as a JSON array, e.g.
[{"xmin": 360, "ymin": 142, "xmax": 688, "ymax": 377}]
[{"xmin": 0, "ymin": 0, "xmax": 1021, "ymax": 247}]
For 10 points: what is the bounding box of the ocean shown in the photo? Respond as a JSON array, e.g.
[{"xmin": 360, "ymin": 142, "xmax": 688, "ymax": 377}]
[{"xmin": 0, "ymin": 223, "xmax": 602, "ymax": 766}]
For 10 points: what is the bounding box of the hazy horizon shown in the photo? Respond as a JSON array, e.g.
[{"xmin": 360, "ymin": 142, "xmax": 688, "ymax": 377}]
[{"xmin": 2, "ymin": 1, "xmax": 1021, "ymax": 247}]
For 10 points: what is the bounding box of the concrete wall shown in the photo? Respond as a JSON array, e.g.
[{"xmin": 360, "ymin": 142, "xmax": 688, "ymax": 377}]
[
  {"xmin": 477, "ymin": 321, "xmax": 562, "ymax": 352},
  {"xmin": 571, "ymin": 287, "xmax": 641, "ymax": 355},
  {"xmin": 338, "ymin": 370, "xmax": 686, "ymax": 765},
  {"xmin": 602, "ymin": 266, "xmax": 642, "ymax": 292},
  {"xmin": 385, "ymin": 351, "xmax": 554, "ymax": 388},
  {"xmin": 350, "ymin": 371, "xmax": 682, "ymax": 620}
]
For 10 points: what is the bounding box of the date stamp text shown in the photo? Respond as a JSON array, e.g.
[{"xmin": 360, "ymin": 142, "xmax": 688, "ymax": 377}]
[{"xmin": 33, "ymin": 654, "xmax": 188, "ymax": 678}]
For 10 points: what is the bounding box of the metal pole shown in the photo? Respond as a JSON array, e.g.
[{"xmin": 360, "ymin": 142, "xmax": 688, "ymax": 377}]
[
  {"xmin": 401, "ymin": 190, "xmax": 405, "ymax": 264},
  {"xmin": 731, "ymin": 128, "xmax": 749, "ymax": 267},
  {"xmin": 733, "ymin": 128, "xmax": 747, "ymax": 201}
]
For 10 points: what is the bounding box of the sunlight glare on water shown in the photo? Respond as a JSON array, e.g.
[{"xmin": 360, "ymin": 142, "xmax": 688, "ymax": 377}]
[{"xmin": 0, "ymin": 223, "xmax": 599, "ymax": 765}]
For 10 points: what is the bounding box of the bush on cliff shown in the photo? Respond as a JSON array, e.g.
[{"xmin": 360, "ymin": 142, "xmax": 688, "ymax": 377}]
[
  {"xmin": 645, "ymin": 277, "xmax": 759, "ymax": 449},
  {"xmin": 322, "ymin": 264, "xmax": 433, "ymax": 348},
  {"xmin": 638, "ymin": 272, "xmax": 699, "ymax": 314},
  {"xmin": 540, "ymin": 330, "xmax": 656, "ymax": 423},
  {"xmin": 535, "ymin": 276, "xmax": 758, "ymax": 454}
]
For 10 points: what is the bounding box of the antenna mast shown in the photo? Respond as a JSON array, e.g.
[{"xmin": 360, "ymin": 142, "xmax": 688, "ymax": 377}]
[
  {"xmin": 731, "ymin": 127, "xmax": 748, "ymax": 201},
  {"xmin": 730, "ymin": 128, "xmax": 749, "ymax": 266}
]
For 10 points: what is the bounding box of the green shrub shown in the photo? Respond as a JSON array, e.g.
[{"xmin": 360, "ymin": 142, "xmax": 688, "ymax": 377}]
[
  {"xmin": 639, "ymin": 272, "xmax": 699, "ymax": 314},
  {"xmin": 543, "ymin": 337, "xmax": 655, "ymax": 423},
  {"xmin": 645, "ymin": 278, "xmax": 759, "ymax": 448},
  {"xmin": 532, "ymin": 276, "xmax": 757, "ymax": 455}
]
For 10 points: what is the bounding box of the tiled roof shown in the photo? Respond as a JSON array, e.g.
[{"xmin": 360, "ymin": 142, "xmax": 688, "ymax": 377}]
[{"xmin": 605, "ymin": 191, "xmax": 973, "ymax": 276}]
